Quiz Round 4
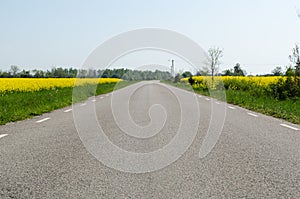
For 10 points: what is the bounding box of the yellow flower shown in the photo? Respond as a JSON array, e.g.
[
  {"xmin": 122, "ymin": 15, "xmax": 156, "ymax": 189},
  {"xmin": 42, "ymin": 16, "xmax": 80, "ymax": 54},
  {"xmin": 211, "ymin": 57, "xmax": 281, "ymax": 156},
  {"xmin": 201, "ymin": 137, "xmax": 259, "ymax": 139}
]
[
  {"xmin": 181, "ymin": 76, "xmax": 282, "ymax": 90},
  {"xmin": 0, "ymin": 78, "xmax": 122, "ymax": 93}
]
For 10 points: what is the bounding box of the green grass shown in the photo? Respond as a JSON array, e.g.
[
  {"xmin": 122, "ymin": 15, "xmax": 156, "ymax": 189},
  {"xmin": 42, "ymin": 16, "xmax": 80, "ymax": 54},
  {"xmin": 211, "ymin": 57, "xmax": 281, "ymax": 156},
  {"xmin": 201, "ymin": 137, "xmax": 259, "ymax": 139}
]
[
  {"xmin": 0, "ymin": 81, "xmax": 135, "ymax": 125},
  {"xmin": 162, "ymin": 81, "xmax": 300, "ymax": 124}
]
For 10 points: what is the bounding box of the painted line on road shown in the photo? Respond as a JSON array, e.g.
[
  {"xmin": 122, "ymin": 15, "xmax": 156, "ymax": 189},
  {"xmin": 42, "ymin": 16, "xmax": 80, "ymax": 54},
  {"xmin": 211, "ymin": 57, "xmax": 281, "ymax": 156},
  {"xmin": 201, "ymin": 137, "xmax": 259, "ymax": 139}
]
[
  {"xmin": 36, "ymin": 117, "xmax": 50, "ymax": 123},
  {"xmin": 215, "ymin": 101, "xmax": 221, "ymax": 105},
  {"xmin": 280, "ymin": 124, "xmax": 299, "ymax": 131},
  {"xmin": 91, "ymin": 99, "xmax": 96, "ymax": 102},
  {"xmin": 105, "ymin": 94, "xmax": 110, "ymax": 97},
  {"xmin": 228, "ymin": 106, "xmax": 236, "ymax": 110},
  {"xmin": 100, "ymin": 96, "xmax": 104, "ymax": 99},
  {"xmin": 80, "ymin": 103, "xmax": 87, "ymax": 106},
  {"xmin": 198, "ymin": 95, "xmax": 202, "ymax": 98},
  {"xmin": 64, "ymin": 109, "xmax": 72, "ymax": 113},
  {"xmin": 0, "ymin": 134, "xmax": 8, "ymax": 139},
  {"xmin": 205, "ymin": 98, "xmax": 210, "ymax": 101},
  {"xmin": 247, "ymin": 112, "xmax": 258, "ymax": 117}
]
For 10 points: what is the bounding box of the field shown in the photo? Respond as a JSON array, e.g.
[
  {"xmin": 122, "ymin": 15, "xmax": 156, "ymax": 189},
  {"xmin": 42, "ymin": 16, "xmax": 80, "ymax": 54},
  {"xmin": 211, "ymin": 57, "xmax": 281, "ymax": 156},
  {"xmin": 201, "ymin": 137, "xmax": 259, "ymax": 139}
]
[
  {"xmin": 0, "ymin": 78, "xmax": 121, "ymax": 93},
  {"xmin": 166, "ymin": 76, "xmax": 300, "ymax": 124},
  {"xmin": 0, "ymin": 78, "xmax": 132, "ymax": 125}
]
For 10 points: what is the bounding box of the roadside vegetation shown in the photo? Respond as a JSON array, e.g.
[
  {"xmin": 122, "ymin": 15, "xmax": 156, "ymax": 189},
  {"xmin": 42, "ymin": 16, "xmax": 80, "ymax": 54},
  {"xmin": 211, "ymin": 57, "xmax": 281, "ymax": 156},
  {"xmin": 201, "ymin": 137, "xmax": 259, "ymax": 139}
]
[
  {"xmin": 166, "ymin": 44, "xmax": 300, "ymax": 124},
  {"xmin": 0, "ymin": 79, "xmax": 134, "ymax": 125},
  {"xmin": 178, "ymin": 76, "xmax": 300, "ymax": 124},
  {"xmin": 164, "ymin": 75, "xmax": 300, "ymax": 124}
]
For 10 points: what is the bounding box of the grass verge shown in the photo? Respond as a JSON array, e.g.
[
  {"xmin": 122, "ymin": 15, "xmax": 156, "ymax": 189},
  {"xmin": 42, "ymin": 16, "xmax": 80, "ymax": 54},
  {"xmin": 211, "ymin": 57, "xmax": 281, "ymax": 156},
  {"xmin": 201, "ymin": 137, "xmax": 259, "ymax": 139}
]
[
  {"xmin": 162, "ymin": 81, "xmax": 300, "ymax": 124},
  {"xmin": 0, "ymin": 81, "xmax": 135, "ymax": 125}
]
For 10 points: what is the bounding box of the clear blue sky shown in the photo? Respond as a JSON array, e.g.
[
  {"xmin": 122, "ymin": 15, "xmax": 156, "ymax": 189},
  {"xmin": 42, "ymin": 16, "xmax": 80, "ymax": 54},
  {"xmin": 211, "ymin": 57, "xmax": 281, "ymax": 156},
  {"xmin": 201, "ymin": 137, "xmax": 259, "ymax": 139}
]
[{"xmin": 0, "ymin": 0, "xmax": 300, "ymax": 75}]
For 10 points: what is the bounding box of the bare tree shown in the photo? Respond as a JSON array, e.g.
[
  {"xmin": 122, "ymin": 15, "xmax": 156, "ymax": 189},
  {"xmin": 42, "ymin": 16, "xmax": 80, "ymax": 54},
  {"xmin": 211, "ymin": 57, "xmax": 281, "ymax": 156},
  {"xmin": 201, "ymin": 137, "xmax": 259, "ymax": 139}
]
[
  {"xmin": 289, "ymin": 43, "xmax": 300, "ymax": 75},
  {"xmin": 289, "ymin": 44, "xmax": 300, "ymax": 64},
  {"xmin": 208, "ymin": 47, "xmax": 223, "ymax": 81},
  {"xmin": 10, "ymin": 65, "xmax": 20, "ymax": 76}
]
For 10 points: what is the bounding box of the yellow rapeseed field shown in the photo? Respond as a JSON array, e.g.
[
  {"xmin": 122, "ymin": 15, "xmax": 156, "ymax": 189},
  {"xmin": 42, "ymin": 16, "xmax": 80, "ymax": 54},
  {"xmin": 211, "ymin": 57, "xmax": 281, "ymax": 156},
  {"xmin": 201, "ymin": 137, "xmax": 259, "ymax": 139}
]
[
  {"xmin": 181, "ymin": 76, "xmax": 283, "ymax": 90},
  {"xmin": 0, "ymin": 78, "xmax": 122, "ymax": 93}
]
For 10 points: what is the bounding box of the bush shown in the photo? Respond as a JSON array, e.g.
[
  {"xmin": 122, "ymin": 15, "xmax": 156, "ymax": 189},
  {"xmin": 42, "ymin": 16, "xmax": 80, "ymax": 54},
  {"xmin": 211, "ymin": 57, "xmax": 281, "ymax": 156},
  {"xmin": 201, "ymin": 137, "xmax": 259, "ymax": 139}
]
[
  {"xmin": 188, "ymin": 76, "xmax": 195, "ymax": 85},
  {"xmin": 269, "ymin": 78, "xmax": 288, "ymax": 100}
]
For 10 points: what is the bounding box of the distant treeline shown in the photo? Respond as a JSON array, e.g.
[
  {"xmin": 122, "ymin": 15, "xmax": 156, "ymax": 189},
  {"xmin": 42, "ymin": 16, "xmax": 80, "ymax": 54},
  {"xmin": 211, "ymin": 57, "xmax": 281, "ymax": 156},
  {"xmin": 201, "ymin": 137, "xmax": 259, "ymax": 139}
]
[{"xmin": 0, "ymin": 66, "xmax": 172, "ymax": 80}]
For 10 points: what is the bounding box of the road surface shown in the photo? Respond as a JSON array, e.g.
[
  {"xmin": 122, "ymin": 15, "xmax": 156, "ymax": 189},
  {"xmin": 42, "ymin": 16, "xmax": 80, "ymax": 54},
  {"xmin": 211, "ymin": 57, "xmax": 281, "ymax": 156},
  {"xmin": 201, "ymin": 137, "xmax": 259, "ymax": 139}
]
[{"xmin": 0, "ymin": 81, "xmax": 300, "ymax": 198}]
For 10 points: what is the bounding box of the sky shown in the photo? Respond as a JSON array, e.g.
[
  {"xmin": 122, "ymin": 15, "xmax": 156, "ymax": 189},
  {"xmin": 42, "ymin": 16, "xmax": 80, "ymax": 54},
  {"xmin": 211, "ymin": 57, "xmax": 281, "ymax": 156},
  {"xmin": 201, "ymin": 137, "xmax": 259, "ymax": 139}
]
[{"xmin": 0, "ymin": 0, "xmax": 300, "ymax": 75}]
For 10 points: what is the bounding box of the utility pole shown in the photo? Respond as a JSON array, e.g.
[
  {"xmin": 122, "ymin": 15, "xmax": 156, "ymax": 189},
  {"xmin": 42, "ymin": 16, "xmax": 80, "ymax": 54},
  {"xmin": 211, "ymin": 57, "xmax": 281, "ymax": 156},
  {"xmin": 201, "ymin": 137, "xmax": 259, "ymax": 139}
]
[{"xmin": 170, "ymin": 60, "xmax": 174, "ymax": 77}]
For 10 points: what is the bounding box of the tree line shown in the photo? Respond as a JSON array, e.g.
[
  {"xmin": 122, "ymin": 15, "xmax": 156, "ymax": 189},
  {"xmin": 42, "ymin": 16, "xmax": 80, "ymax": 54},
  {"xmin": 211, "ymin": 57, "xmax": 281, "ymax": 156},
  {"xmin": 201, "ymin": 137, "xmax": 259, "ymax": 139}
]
[{"xmin": 0, "ymin": 67, "xmax": 172, "ymax": 80}]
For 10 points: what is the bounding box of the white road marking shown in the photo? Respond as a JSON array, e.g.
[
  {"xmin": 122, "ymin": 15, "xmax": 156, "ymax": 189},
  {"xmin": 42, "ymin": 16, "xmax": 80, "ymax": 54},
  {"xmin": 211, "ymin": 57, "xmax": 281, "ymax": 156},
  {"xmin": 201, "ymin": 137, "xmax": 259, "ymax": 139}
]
[
  {"xmin": 215, "ymin": 101, "xmax": 221, "ymax": 105},
  {"xmin": 198, "ymin": 95, "xmax": 202, "ymax": 98},
  {"xmin": 0, "ymin": 134, "xmax": 8, "ymax": 139},
  {"xmin": 36, "ymin": 117, "xmax": 50, "ymax": 123},
  {"xmin": 80, "ymin": 103, "xmax": 87, "ymax": 106},
  {"xmin": 91, "ymin": 99, "xmax": 96, "ymax": 102},
  {"xmin": 228, "ymin": 106, "xmax": 236, "ymax": 110},
  {"xmin": 100, "ymin": 96, "xmax": 104, "ymax": 99},
  {"xmin": 105, "ymin": 94, "xmax": 109, "ymax": 97},
  {"xmin": 205, "ymin": 98, "xmax": 210, "ymax": 101},
  {"xmin": 64, "ymin": 109, "xmax": 72, "ymax": 113},
  {"xmin": 280, "ymin": 124, "xmax": 299, "ymax": 131},
  {"xmin": 247, "ymin": 112, "xmax": 258, "ymax": 117}
]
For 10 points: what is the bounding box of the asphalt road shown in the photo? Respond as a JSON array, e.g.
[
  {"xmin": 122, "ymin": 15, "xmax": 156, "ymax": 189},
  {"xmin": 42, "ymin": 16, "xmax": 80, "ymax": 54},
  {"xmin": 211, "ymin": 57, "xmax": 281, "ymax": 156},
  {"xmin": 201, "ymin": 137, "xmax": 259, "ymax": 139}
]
[{"xmin": 1, "ymin": 81, "xmax": 300, "ymax": 198}]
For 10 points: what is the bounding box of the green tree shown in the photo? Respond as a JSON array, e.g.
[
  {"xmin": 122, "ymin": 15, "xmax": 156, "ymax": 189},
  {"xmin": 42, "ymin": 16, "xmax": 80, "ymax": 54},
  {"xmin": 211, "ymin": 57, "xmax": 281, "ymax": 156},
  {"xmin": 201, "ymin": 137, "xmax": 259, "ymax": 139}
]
[
  {"xmin": 182, "ymin": 71, "xmax": 192, "ymax": 78},
  {"xmin": 222, "ymin": 69, "xmax": 233, "ymax": 76},
  {"xmin": 32, "ymin": 69, "xmax": 45, "ymax": 78},
  {"xmin": 19, "ymin": 70, "xmax": 32, "ymax": 78},
  {"xmin": 272, "ymin": 66, "xmax": 283, "ymax": 76},
  {"xmin": 233, "ymin": 63, "xmax": 245, "ymax": 76}
]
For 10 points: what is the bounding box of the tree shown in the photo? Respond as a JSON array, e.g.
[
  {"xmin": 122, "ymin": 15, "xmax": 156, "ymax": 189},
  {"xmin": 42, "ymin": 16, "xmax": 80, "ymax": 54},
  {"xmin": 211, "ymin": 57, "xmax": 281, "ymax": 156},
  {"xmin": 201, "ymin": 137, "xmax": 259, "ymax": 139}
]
[
  {"xmin": 272, "ymin": 66, "xmax": 283, "ymax": 76},
  {"xmin": 233, "ymin": 63, "xmax": 245, "ymax": 76},
  {"xmin": 10, "ymin": 65, "xmax": 20, "ymax": 76},
  {"xmin": 222, "ymin": 69, "xmax": 233, "ymax": 76},
  {"xmin": 0, "ymin": 71, "xmax": 11, "ymax": 77},
  {"xmin": 285, "ymin": 66, "xmax": 295, "ymax": 76},
  {"xmin": 53, "ymin": 67, "xmax": 66, "ymax": 78},
  {"xmin": 198, "ymin": 68, "xmax": 209, "ymax": 76},
  {"xmin": 288, "ymin": 44, "xmax": 300, "ymax": 95},
  {"xmin": 207, "ymin": 47, "xmax": 223, "ymax": 81},
  {"xmin": 70, "ymin": 68, "xmax": 78, "ymax": 77},
  {"xmin": 32, "ymin": 69, "xmax": 45, "ymax": 78},
  {"xmin": 182, "ymin": 71, "xmax": 192, "ymax": 78},
  {"xmin": 289, "ymin": 44, "xmax": 300, "ymax": 76},
  {"xmin": 19, "ymin": 69, "xmax": 32, "ymax": 78}
]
